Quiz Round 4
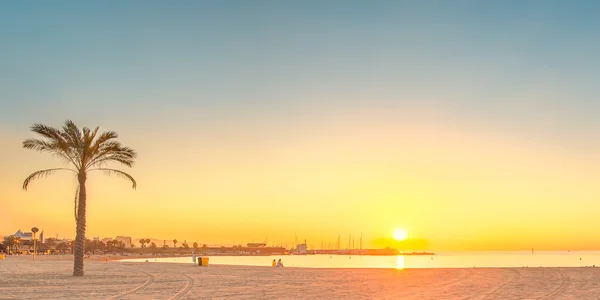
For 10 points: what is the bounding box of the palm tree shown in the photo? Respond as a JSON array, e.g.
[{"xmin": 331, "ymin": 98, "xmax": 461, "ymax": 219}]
[
  {"xmin": 56, "ymin": 242, "xmax": 68, "ymax": 252},
  {"xmin": 139, "ymin": 239, "xmax": 146, "ymax": 248},
  {"xmin": 97, "ymin": 241, "xmax": 106, "ymax": 252},
  {"xmin": 109, "ymin": 240, "xmax": 124, "ymax": 251},
  {"xmin": 173, "ymin": 239, "xmax": 178, "ymax": 248},
  {"xmin": 14, "ymin": 236, "xmax": 21, "ymax": 253},
  {"xmin": 85, "ymin": 239, "xmax": 93, "ymax": 254},
  {"xmin": 193, "ymin": 242, "xmax": 198, "ymax": 250},
  {"xmin": 3, "ymin": 236, "xmax": 19, "ymax": 254},
  {"xmin": 22, "ymin": 120, "xmax": 137, "ymax": 276},
  {"xmin": 44, "ymin": 237, "xmax": 57, "ymax": 251}
]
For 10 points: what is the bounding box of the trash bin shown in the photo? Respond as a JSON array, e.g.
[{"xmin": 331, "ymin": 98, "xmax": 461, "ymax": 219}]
[
  {"xmin": 198, "ymin": 257, "xmax": 209, "ymax": 266},
  {"xmin": 0, "ymin": 254, "xmax": 5, "ymax": 260}
]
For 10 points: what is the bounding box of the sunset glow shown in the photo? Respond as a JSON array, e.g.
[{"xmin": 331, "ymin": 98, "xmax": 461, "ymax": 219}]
[
  {"xmin": 393, "ymin": 229, "xmax": 408, "ymax": 242},
  {"xmin": 2, "ymin": 1, "xmax": 600, "ymax": 253}
]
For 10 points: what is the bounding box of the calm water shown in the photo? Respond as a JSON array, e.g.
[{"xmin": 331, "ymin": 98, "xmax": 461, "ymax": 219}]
[{"xmin": 121, "ymin": 251, "xmax": 600, "ymax": 269}]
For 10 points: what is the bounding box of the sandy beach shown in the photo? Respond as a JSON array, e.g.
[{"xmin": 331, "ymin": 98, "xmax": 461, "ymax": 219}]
[{"xmin": 1, "ymin": 255, "xmax": 599, "ymax": 299}]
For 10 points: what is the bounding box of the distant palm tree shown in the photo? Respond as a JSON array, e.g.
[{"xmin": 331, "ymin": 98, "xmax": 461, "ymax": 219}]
[
  {"xmin": 193, "ymin": 242, "xmax": 198, "ymax": 250},
  {"xmin": 149, "ymin": 242, "xmax": 157, "ymax": 249},
  {"xmin": 44, "ymin": 238, "xmax": 57, "ymax": 251},
  {"xmin": 173, "ymin": 239, "xmax": 178, "ymax": 248},
  {"xmin": 14, "ymin": 237, "xmax": 21, "ymax": 253},
  {"xmin": 22, "ymin": 120, "xmax": 136, "ymax": 276},
  {"xmin": 56, "ymin": 242, "xmax": 68, "ymax": 252},
  {"xmin": 112, "ymin": 240, "xmax": 125, "ymax": 250},
  {"xmin": 139, "ymin": 239, "xmax": 146, "ymax": 248},
  {"xmin": 145, "ymin": 239, "xmax": 151, "ymax": 246},
  {"xmin": 85, "ymin": 239, "xmax": 93, "ymax": 253},
  {"xmin": 3, "ymin": 236, "xmax": 19, "ymax": 254}
]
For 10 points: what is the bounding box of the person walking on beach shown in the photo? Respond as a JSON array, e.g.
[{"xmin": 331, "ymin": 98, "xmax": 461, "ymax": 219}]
[
  {"xmin": 272, "ymin": 259, "xmax": 276, "ymax": 267},
  {"xmin": 276, "ymin": 259, "xmax": 284, "ymax": 267}
]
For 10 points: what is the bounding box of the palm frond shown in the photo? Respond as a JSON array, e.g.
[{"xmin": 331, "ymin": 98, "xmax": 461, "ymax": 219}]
[
  {"xmin": 88, "ymin": 168, "xmax": 137, "ymax": 189},
  {"xmin": 83, "ymin": 127, "xmax": 100, "ymax": 150},
  {"xmin": 23, "ymin": 139, "xmax": 76, "ymax": 165},
  {"xmin": 27, "ymin": 123, "xmax": 81, "ymax": 169},
  {"xmin": 23, "ymin": 138, "xmax": 55, "ymax": 152},
  {"xmin": 30, "ymin": 123, "xmax": 65, "ymax": 142},
  {"xmin": 22, "ymin": 168, "xmax": 77, "ymax": 190},
  {"xmin": 61, "ymin": 120, "xmax": 84, "ymax": 166},
  {"xmin": 81, "ymin": 127, "xmax": 99, "ymax": 166},
  {"xmin": 88, "ymin": 131, "xmax": 118, "ymax": 156},
  {"xmin": 62, "ymin": 120, "xmax": 82, "ymax": 145},
  {"xmin": 87, "ymin": 152, "xmax": 136, "ymax": 169},
  {"xmin": 86, "ymin": 140, "xmax": 136, "ymax": 169}
]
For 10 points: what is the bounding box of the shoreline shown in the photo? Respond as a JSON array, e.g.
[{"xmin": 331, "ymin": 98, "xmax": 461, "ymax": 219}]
[{"xmin": 5, "ymin": 253, "xmax": 600, "ymax": 269}]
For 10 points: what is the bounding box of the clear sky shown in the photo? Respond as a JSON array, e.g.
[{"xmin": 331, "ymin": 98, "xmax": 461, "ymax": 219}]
[{"xmin": 1, "ymin": 1, "xmax": 600, "ymax": 250}]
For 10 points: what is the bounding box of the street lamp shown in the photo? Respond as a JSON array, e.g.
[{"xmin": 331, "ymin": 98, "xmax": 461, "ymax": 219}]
[{"xmin": 31, "ymin": 227, "xmax": 39, "ymax": 262}]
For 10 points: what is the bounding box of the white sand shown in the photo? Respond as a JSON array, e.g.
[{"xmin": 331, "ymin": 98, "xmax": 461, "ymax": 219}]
[{"xmin": 1, "ymin": 255, "xmax": 599, "ymax": 299}]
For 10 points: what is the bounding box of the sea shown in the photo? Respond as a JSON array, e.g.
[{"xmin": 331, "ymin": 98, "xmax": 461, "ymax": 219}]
[{"xmin": 121, "ymin": 251, "xmax": 600, "ymax": 269}]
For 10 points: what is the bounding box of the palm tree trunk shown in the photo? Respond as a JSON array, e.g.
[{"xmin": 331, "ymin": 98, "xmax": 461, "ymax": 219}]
[{"xmin": 73, "ymin": 174, "xmax": 87, "ymax": 276}]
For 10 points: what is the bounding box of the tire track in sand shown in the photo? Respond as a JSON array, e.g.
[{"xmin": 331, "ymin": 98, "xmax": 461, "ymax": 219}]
[
  {"xmin": 439, "ymin": 268, "xmax": 475, "ymax": 287},
  {"xmin": 482, "ymin": 268, "xmax": 521, "ymax": 299},
  {"xmin": 540, "ymin": 268, "xmax": 568, "ymax": 299},
  {"xmin": 107, "ymin": 270, "xmax": 155, "ymax": 299},
  {"xmin": 167, "ymin": 273, "xmax": 194, "ymax": 300}
]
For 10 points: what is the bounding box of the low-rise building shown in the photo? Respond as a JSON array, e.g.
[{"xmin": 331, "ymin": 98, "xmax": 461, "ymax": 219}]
[
  {"xmin": 115, "ymin": 236, "xmax": 132, "ymax": 248},
  {"xmin": 13, "ymin": 229, "xmax": 34, "ymax": 242},
  {"xmin": 4, "ymin": 229, "xmax": 44, "ymax": 254},
  {"xmin": 295, "ymin": 243, "xmax": 308, "ymax": 254}
]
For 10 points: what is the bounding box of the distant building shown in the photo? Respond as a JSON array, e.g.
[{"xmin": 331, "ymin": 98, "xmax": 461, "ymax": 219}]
[
  {"xmin": 5, "ymin": 229, "xmax": 43, "ymax": 254},
  {"xmin": 296, "ymin": 243, "xmax": 308, "ymax": 254},
  {"xmin": 12, "ymin": 229, "xmax": 34, "ymax": 242},
  {"xmin": 115, "ymin": 236, "xmax": 132, "ymax": 248}
]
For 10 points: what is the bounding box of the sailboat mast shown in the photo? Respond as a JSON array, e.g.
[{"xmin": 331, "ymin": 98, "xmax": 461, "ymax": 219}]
[{"xmin": 360, "ymin": 233, "xmax": 363, "ymax": 250}]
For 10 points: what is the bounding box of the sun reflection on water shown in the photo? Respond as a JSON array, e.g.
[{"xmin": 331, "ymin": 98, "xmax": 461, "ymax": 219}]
[{"xmin": 396, "ymin": 256, "xmax": 405, "ymax": 270}]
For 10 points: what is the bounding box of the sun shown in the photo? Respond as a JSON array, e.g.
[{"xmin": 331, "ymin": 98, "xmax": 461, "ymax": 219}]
[{"xmin": 393, "ymin": 228, "xmax": 408, "ymax": 241}]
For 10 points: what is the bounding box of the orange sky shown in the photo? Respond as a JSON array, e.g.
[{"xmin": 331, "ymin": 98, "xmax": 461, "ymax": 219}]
[
  {"xmin": 2, "ymin": 111, "xmax": 600, "ymax": 251},
  {"xmin": 4, "ymin": 1, "xmax": 600, "ymax": 252}
]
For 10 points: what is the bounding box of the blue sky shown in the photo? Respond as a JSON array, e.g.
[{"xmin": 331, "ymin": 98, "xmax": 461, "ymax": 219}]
[{"xmin": 2, "ymin": 1, "xmax": 600, "ymax": 133}]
